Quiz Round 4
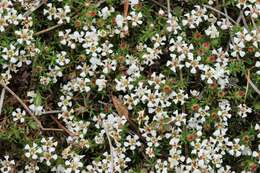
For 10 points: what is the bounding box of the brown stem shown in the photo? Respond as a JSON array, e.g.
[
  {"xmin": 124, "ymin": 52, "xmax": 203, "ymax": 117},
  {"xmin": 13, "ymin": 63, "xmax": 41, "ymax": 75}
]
[
  {"xmin": 42, "ymin": 128, "xmax": 64, "ymax": 132},
  {"xmin": 24, "ymin": 0, "xmax": 47, "ymax": 17},
  {"xmin": 0, "ymin": 83, "xmax": 67, "ymax": 133},
  {"xmin": 42, "ymin": 110, "xmax": 63, "ymax": 115},
  {"xmin": 33, "ymin": 24, "xmax": 63, "ymax": 36},
  {"xmin": 203, "ymin": 5, "xmax": 237, "ymax": 24},
  {"xmin": 124, "ymin": 0, "xmax": 129, "ymax": 17},
  {"xmin": 0, "ymin": 83, "xmax": 43, "ymax": 129},
  {"xmin": 0, "ymin": 88, "xmax": 5, "ymax": 116},
  {"xmin": 50, "ymin": 115, "xmax": 75, "ymax": 136},
  {"xmin": 245, "ymin": 71, "xmax": 260, "ymax": 96}
]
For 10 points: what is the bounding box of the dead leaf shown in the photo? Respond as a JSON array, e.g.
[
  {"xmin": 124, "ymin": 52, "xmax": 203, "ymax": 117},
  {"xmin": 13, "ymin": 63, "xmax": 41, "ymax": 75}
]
[{"xmin": 112, "ymin": 96, "xmax": 129, "ymax": 119}]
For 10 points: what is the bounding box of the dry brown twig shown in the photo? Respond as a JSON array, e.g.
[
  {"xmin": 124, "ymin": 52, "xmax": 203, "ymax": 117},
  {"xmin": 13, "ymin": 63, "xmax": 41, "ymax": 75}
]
[
  {"xmin": 244, "ymin": 70, "xmax": 250, "ymax": 101},
  {"xmin": 202, "ymin": 4, "xmax": 237, "ymax": 24},
  {"xmin": 0, "ymin": 83, "xmax": 74, "ymax": 135},
  {"xmin": 103, "ymin": 122, "xmax": 115, "ymax": 173},
  {"xmin": 245, "ymin": 71, "xmax": 260, "ymax": 96},
  {"xmin": 42, "ymin": 110, "xmax": 63, "ymax": 115},
  {"xmin": 124, "ymin": 0, "xmax": 129, "ymax": 17},
  {"xmin": 50, "ymin": 115, "xmax": 75, "ymax": 136},
  {"xmin": 33, "ymin": 24, "xmax": 63, "ymax": 36},
  {"xmin": 33, "ymin": 0, "xmax": 106, "ymax": 36},
  {"xmin": 0, "ymin": 88, "xmax": 5, "ymax": 116},
  {"xmin": 167, "ymin": 0, "xmax": 171, "ymax": 19},
  {"xmin": 24, "ymin": 0, "xmax": 48, "ymax": 17}
]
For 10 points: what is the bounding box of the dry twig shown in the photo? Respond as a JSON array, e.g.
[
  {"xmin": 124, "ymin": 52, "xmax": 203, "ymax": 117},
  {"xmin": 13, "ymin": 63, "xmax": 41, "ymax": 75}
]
[
  {"xmin": 103, "ymin": 122, "xmax": 114, "ymax": 173},
  {"xmin": 0, "ymin": 88, "xmax": 5, "ymax": 116},
  {"xmin": 124, "ymin": 0, "xmax": 129, "ymax": 17},
  {"xmin": 245, "ymin": 71, "xmax": 260, "ymax": 96},
  {"xmin": 24, "ymin": 0, "xmax": 47, "ymax": 17},
  {"xmin": 0, "ymin": 83, "xmax": 70, "ymax": 133},
  {"xmin": 50, "ymin": 115, "xmax": 75, "ymax": 136},
  {"xmin": 34, "ymin": 0, "xmax": 107, "ymax": 36},
  {"xmin": 33, "ymin": 24, "xmax": 63, "ymax": 36},
  {"xmin": 167, "ymin": 0, "xmax": 171, "ymax": 19},
  {"xmin": 203, "ymin": 5, "xmax": 237, "ymax": 24}
]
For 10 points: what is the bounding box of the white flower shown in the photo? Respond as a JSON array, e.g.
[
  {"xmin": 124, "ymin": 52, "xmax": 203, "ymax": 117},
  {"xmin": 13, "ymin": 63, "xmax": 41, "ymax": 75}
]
[
  {"xmin": 227, "ymin": 138, "xmax": 245, "ymax": 157},
  {"xmin": 0, "ymin": 156, "xmax": 15, "ymax": 173},
  {"xmin": 166, "ymin": 54, "xmax": 184, "ymax": 73},
  {"xmin": 182, "ymin": 13, "xmax": 198, "ymax": 29},
  {"xmin": 24, "ymin": 143, "xmax": 43, "ymax": 160},
  {"xmin": 40, "ymin": 151, "xmax": 58, "ymax": 166},
  {"xmin": 234, "ymin": 29, "xmax": 252, "ymax": 43},
  {"xmin": 200, "ymin": 65, "xmax": 216, "ymax": 84},
  {"xmin": 230, "ymin": 42, "xmax": 246, "ymax": 57},
  {"xmin": 185, "ymin": 56, "xmax": 202, "ymax": 74},
  {"xmin": 100, "ymin": 41, "xmax": 113, "ymax": 56},
  {"xmin": 190, "ymin": 90, "xmax": 200, "ymax": 97},
  {"xmin": 2, "ymin": 44, "xmax": 19, "ymax": 63},
  {"xmin": 56, "ymin": 51, "xmax": 70, "ymax": 66},
  {"xmin": 155, "ymin": 159, "xmax": 168, "ymax": 173},
  {"xmin": 12, "ymin": 108, "xmax": 26, "ymax": 123},
  {"xmin": 55, "ymin": 5, "xmax": 71, "ymax": 24},
  {"xmin": 205, "ymin": 24, "xmax": 219, "ymax": 38},
  {"xmin": 158, "ymin": 9, "xmax": 165, "ymax": 16},
  {"xmin": 115, "ymin": 76, "xmax": 134, "ymax": 92},
  {"xmin": 58, "ymin": 95, "xmax": 72, "ymax": 111},
  {"xmin": 98, "ymin": 7, "xmax": 114, "ymax": 19},
  {"xmin": 127, "ymin": 11, "xmax": 143, "ymax": 27},
  {"xmin": 65, "ymin": 155, "xmax": 84, "ymax": 173},
  {"xmin": 167, "ymin": 16, "xmax": 181, "ymax": 33},
  {"xmin": 15, "ymin": 29, "xmax": 34, "ymax": 45},
  {"xmin": 172, "ymin": 90, "xmax": 188, "ymax": 105},
  {"xmin": 129, "ymin": 0, "xmax": 139, "ymax": 7},
  {"xmin": 44, "ymin": 3, "xmax": 57, "ymax": 21},
  {"xmin": 256, "ymin": 61, "xmax": 260, "ymax": 75},
  {"xmin": 115, "ymin": 14, "xmax": 124, "ymax": 28},
  {"xmin": 0, "ymin": 14, "xmax": 8, "ymax": 32},
  {"xmin": 217, "ymin": 18, "xmax": 232, "ymax": 30},
  {"xmin": 172, "ymin": 110, "xmax": 187, "ymax": 126},
  {"xmin": 102, "ymin": 59, "xmax": 117, "ymax": 74},
  {"xmin": 29, "ymin": 104, "xmax": 44, "ymax": 116},
  {"xmin": 124, "ymin": 135, "xmax": 141, "ymax": 150},
  {"xmin": 96, "ymin": 76, "xmax": 107, "ymax": 91},
  {"xmin": 238, "ymin": 104, "xmax": 252, "ymax": 118},
  {"xmin": 151, "ymin": 34, "xmax": 166, "ymax": 48},
  {"xmin": 41, "ymin": 137, "xmax": 58, "ymax": 152}
]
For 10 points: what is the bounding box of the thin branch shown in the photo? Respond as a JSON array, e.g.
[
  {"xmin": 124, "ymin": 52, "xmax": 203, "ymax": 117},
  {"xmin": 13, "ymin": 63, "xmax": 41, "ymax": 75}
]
[
  {"xmin": 250, "ymin": 16, "xmax": 257, "ymax": 30},
  {"xmin": 50, "ymin": 115, "xmax": 75, "ymax": 136},
  {"xmin": 42, "ymin": 110, "xmax": 63, "ymax": 115},
  {"xmin": 97, "ymin": 0, "xmax": 106, "ymax": 7},
  {"xmin": 33, "ymin": 24, "xmax": 63, "ymax": 36},
  {"xmin": 42, "ymin": 128, "xmax": 64, "ymax": 132},
  {"xmin": 167, "ymin": 0, "xmax": 171, "ymax": 19},
  {"xmin": 240, "ymin": 11, "xmax": 249, "ymax": 30},
  {"xmin": 0, "ymin": 83, "xmax": 67, "ymax": 133},
  {"xmin": 203, "ymin": 5, "xmax": 237, "ymax": 25},
  {"xmin": 0, "ymin": 88, "xmax": 5, "ymax": 116},
  {"xmin": 244, "ymin": 70, "xmax": 250, "ymax": 101},
  {"xmin": 24, "ymin": 0, "xmax": 47, "ymax": 17},
  {"xmin": 33, "ymin": 0, "xmax": 106, "ymax": 37},
  {"xmin": 124, "ymin": 0, "xmax": 129, "ymax": 17},
  {"xmin": 149, "ymin": 0, "xmax": 167, "ymax": 10},
  {"xmin": 103, "ymin": 122, "xmax": 114, "ymax": 173},
  {"xmin": 0, "ymin": 83, "xmax": 43, "ymax": 129},
  {"xmin": 245, "ymin": 72, "xmax": 260, "ymax": 96}
]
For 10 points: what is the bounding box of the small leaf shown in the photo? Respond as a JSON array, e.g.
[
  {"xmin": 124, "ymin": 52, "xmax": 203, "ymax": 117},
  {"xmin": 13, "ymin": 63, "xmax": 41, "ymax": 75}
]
[{"xmin": 112, "ymin": 96, "xmax": 129, "ymax": 119}]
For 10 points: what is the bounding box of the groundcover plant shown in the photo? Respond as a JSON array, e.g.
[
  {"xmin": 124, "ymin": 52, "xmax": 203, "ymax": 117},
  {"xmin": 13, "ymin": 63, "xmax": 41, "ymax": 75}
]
[{"xmin": 0, "ymin": 0, "xmax": 259, "ymax": 172}]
